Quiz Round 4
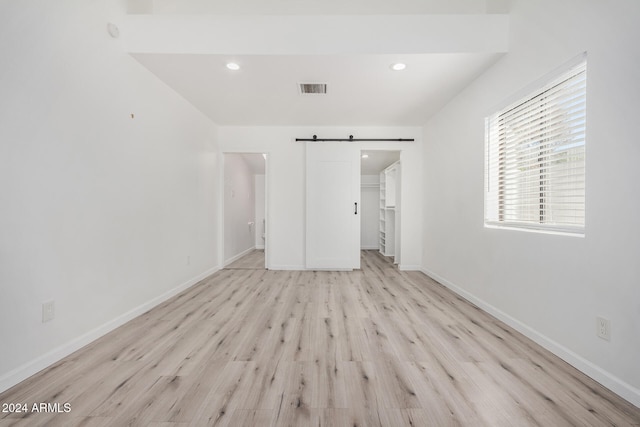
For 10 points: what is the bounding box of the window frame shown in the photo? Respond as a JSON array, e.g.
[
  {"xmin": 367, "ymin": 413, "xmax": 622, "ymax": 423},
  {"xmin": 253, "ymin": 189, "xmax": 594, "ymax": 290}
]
[{"xmin": 484, "ymin": 55, "xmax": 587, "ymax": 236}]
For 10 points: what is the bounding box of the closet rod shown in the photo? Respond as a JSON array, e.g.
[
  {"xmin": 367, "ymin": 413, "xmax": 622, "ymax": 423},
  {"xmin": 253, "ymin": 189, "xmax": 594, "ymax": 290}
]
[{"xmin": 296, "ymin": 136, "xmax": 414, "ymax": 142}]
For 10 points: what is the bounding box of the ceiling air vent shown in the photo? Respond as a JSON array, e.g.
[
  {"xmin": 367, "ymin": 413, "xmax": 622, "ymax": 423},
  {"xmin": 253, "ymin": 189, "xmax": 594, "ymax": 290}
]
[{"xmin": 299, "ymin": 83, "xmax": 327, "ymax": 95}]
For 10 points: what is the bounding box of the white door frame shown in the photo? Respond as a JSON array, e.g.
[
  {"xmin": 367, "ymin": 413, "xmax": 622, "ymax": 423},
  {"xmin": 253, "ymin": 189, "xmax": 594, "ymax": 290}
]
[{"xmin": 360, "ymin": 148, "xmax": 402, "ymax": 265}]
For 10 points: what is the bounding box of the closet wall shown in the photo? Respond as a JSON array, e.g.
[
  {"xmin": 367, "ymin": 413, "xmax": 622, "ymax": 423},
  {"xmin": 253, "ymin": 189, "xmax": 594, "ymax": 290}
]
[{"xmin": 360, "ymin": 175, "xmax": 380, "ymax": 249}]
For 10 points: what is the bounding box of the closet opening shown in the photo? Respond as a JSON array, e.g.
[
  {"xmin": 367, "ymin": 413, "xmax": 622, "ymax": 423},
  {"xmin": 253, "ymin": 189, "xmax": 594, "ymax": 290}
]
[{"xmin": 360, "ymin": 150, "xmax": 401, "ymax": 264}]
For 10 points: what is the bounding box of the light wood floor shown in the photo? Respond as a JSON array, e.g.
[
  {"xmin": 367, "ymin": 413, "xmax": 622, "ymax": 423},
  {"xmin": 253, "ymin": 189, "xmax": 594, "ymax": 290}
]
[
  {"xmin": 225, "ymin": 249, "xmax": 265, "ymax": 270},
  {"xmin": 1, "ymin": 251, "xmax": 639, "ymax": 426}
]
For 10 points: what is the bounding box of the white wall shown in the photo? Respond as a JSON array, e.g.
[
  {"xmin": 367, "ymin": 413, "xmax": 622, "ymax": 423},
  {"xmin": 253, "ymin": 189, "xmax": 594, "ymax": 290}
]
[
  {"xmin": 255, "ymin": 174, "xmax": 266, "ymax": 249},
  {"xmin": 0, "ymin": 0, "xmax": 219, "ymax": 392},
  {"xmin": 422, "ymin": 0, "xmax": 640, "ymax": 406},
  {"xmin": 224, "ymin": 154, "xmax": 256, "ymax": 264},
  {"xmin": 218, "ymin": 126, "xmax": 422, "ymax": 270},
  {"xmin": 361, "ymin": 175, "xmax": 380, "ymax": 250}
]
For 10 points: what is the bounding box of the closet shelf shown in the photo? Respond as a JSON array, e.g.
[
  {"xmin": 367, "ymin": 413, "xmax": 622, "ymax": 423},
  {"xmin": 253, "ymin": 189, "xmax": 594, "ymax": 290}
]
[{"xmin": 379, "ymin": 161, "xmax": 399, "ymax": 259}]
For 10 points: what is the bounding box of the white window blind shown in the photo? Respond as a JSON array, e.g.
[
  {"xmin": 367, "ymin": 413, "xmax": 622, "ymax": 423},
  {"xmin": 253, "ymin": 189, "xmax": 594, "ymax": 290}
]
[{"xmin": 485, "ymin": 60, "xmax": 587, "ymax": 234}]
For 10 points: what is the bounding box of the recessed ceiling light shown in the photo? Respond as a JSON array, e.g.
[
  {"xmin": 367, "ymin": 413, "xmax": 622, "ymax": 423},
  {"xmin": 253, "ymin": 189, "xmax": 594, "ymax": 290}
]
[
  {"xmin": 226, "ymin": 62, "xmax": 240, "ymax": 71},
  {"xmin": 362, "ymin": 154, "xmax": 369, "ymax": 159},
  {"xmin": 391, "ymin": 63, "xmax": 406, "ymax": 71}
]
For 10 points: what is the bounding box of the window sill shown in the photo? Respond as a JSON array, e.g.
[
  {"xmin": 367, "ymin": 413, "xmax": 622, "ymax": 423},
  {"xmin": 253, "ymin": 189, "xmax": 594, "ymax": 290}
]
[{"xmin": 484, "ymin": 222, "xmax": 585, "ymax": 238}]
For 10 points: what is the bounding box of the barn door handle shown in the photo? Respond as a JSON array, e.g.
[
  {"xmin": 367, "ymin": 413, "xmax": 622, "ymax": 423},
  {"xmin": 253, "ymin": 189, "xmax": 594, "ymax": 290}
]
[{"xmin": 354, "ymin": 202, "xmax": 358, "ymax": 215}]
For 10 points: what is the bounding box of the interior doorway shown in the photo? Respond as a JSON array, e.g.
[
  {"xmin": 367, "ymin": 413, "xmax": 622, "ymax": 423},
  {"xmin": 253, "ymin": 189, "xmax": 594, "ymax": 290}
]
[
  {"xmin": 221, "ymin": 152, "xmax": 268, "ymax": 269},
  {"xmin": 360, "ymin": 150, "xmax": 401, "ymax": 264}
]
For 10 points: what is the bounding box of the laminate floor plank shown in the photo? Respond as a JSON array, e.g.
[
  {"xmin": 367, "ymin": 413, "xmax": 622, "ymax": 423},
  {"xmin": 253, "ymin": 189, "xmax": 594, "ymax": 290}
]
[
  {"xmin": 224, "ymin": 249, "xmax": 265, "ymax": 270},
  {"xmin": 164, "ymin": 359, "xmax": 228, "ymax": 423},
  {"xmin": 1, "ymin": 250, "xmax": 639, "ymax": 426},
  {"xmin": 0, "ymin": 416, "xmax": 114, "ymax": 427}
]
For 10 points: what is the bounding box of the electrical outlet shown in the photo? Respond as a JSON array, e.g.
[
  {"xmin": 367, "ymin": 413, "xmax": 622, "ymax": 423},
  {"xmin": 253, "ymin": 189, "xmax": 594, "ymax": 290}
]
[
  {"xmin": 596, "ymin": 316, "xmax": 610, "ymax": 341},
  {"xmin": 42, "ymin": 301, "xmax": 55, "ymax": 323}
]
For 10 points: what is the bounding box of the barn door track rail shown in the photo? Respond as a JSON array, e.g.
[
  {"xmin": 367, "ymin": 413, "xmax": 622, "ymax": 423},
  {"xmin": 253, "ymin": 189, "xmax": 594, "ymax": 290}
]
[{"xmin": 296, "ymin": 135, "xmax": 414, "ymax": 142}]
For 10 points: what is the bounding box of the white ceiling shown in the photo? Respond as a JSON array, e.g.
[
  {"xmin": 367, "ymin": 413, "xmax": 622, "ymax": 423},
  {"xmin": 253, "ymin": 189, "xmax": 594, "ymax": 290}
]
[
  {"xmin": 361, "ymin": 150, "xmax": 400, "ymax": 175},
  {"xmin": 239, "ymin": 153, "xmax": 266, "ymax": 175},
  {"xmin": 124, "ymin": 1, "xmax": 508, "ymax": 126},
  {"xmin": 133, "ymin": 0, "xmax": 510, "ymax": 15},
  {"xmin": 133, "ymin": 53, "xmax": 501, "ymax": 126}
]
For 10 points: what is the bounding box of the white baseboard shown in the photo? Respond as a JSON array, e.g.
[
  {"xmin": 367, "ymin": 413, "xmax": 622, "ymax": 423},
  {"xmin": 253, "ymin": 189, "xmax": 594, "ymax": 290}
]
[
  {"xmin": 361, "ymin": 245, "xmax": 379, "ymax": 250},
  {"xmin": 399, "ymin": 264, "xmax": 421, "ymax": 271},
  {"xmin": 224, "ymin": 246, "xmax": 255, "ymax": 266},
  {"xmin": 255, "ymin": 244, "xmax": 265, "ymax": 250},
  {"xmin": 268, "ymin": 265, "xmax": 306, "ymax": 270},
  {"xmin": 420, "ymin": 267, "xmax": 640, "ymax": 408},
  {"xmin": 0, "ymin": 265, "xmax": 219, "ymax": 395}
]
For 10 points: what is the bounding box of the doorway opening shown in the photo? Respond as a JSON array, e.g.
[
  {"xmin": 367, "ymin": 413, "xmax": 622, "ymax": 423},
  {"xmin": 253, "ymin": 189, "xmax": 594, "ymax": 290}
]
[
  {"xmin": 360, "ymin": 150, "xmax": 401, "ymax": 264},
  {"xmin": 221, "ymin": 152, "xmax": 268, "ymax": 270}
]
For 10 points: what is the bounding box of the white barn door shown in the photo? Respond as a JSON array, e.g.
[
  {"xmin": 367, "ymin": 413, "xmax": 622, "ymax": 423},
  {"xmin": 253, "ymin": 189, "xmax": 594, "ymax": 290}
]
[{"xmin": 306, "ymin": 142, "xmax": 360, "ymax": 270}]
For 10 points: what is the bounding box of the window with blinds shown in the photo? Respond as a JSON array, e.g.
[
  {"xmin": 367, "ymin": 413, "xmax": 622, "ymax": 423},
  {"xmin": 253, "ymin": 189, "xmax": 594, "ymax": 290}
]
[{"xmin": 485, "ymin": 60, "xmax": 587, "ymax": 235}]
